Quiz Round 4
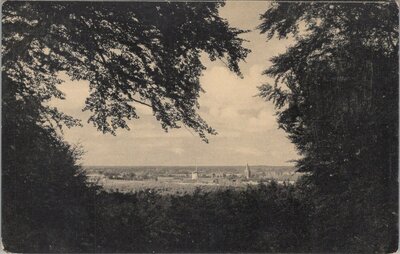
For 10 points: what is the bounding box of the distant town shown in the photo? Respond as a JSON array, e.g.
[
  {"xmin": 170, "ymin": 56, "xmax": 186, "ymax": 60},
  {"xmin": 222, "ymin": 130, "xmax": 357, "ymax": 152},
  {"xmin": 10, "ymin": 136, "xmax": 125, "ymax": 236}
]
[{"xmin": 85, "ymin": 164, "xmax": 302, "ymax": 194}]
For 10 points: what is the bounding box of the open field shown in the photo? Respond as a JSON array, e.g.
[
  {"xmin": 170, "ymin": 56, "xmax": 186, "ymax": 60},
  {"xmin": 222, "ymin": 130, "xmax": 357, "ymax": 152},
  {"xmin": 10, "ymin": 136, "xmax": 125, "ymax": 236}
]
[{"xmin": 96, "ymin": 179, "xmax": 245, "ymax": 195}]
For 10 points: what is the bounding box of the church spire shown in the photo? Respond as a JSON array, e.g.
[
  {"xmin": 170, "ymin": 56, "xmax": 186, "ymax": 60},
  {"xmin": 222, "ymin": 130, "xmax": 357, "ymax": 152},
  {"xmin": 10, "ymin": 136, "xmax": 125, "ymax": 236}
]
[{"xmin": 244, "ymin": 163, "xmax": 251, "ymax": 179}]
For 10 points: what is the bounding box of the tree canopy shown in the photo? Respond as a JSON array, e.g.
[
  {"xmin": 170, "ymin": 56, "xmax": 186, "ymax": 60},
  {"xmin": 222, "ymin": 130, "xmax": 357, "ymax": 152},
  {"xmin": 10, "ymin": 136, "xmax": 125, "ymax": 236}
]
[
  {"xmin": 2, "ymin": 2, "xmax": 250, "ymax": 251},
  {"xmin": 3, "ymin": 1, "xmax": 250, "ymax": 141},
  {"xmin": 259, "ymin": 1, "xmax": 398, "ymax": 252}
]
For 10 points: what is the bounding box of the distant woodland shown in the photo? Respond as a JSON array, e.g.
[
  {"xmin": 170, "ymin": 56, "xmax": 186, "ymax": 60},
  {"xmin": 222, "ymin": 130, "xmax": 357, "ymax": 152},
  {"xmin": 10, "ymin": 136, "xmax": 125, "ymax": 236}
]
[{"xmin": 3, "ymin": 1, "xmax": 398, "ymax": 253}]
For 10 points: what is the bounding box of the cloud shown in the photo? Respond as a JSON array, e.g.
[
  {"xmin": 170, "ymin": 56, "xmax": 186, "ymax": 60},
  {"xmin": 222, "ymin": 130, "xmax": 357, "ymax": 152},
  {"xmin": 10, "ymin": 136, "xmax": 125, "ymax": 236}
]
[
  {"xmin": 198, "ymin": 64, "xmax": 277, "ymax": 137},
  {"xmin": 247, "ymin": 109, "xmax": 278, "ymax": 132}
]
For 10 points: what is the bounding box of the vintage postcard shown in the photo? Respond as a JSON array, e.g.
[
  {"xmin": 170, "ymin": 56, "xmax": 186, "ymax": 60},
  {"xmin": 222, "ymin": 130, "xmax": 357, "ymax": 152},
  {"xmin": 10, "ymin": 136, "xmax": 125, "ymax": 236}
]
[{"xmin": 2, "ymin": 0, "xmax": 398, "ymax": 252}]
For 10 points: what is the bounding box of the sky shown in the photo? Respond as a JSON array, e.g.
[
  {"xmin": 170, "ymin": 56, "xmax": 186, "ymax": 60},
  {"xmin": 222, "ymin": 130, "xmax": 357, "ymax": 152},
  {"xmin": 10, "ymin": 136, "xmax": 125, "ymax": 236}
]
[{"xmin": 50, "ymin": 1, "xmax": 299, "ymax": 166}]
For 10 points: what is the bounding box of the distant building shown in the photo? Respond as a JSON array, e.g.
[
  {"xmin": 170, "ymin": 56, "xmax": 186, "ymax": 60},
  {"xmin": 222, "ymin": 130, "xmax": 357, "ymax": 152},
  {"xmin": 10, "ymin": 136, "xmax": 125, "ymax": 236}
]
[
  {"xmin": 191, "ymin": 171, "xmax": 198, "ymax": 180},
  {"xmin": 192, "ymin": 165, "xmax": 199, "ymax": 180},
  {"xmin": 244, "ymin": 163, "xmax": 251, "ymax": 179}
]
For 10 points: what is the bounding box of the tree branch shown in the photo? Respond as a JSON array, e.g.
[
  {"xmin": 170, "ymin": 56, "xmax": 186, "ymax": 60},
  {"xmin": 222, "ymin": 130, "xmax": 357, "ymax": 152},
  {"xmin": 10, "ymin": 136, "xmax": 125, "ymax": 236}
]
[{"xmin": 132, "ymin": 98, "xmax": 152, "ymax": 108}]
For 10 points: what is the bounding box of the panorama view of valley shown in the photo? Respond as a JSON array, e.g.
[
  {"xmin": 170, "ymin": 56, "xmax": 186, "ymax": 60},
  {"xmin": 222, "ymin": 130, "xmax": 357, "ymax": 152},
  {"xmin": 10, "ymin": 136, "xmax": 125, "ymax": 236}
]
[{"xmin": 85, "ymin": 165, "xmax": 301, "ymax": 194}]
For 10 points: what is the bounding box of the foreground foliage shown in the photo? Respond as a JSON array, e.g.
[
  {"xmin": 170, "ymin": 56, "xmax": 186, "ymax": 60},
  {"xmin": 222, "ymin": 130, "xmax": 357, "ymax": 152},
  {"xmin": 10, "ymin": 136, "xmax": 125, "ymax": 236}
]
[
  {"xmin": 259, "ymin": 1, "xmax": 398, "ymax": 252},
  {"xmin": 5, "ymin": 171, "xmax": 312, "ymax": 253},
  {"xmin": 2, "ymin": 101, "xmax": 98, "ymax": 252},
  {"xmin": 93, "ymin": 182, "xmax": 310, "ymax": 253}
]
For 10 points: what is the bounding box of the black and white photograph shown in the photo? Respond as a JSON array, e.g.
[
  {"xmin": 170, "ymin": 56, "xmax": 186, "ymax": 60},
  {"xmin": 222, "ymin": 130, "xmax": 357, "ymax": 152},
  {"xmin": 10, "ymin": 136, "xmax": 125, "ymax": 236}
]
[{"xmin": 2, "ymin": 0, "xmax": 398, "ymax": 252}]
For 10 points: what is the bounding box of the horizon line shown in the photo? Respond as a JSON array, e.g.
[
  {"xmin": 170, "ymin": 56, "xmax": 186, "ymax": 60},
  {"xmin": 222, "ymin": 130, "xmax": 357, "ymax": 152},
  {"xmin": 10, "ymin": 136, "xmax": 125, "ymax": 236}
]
[{"xmin": 82, "ymin": 164, "xmax": 295, "ymax": 167}]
